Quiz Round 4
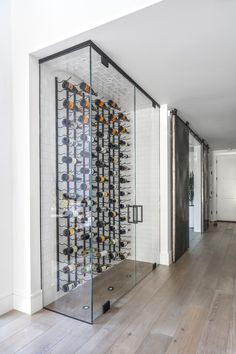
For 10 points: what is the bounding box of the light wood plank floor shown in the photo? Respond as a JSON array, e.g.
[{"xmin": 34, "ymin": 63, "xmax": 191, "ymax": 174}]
[{"xmin": 1, "ymin": 222, "xmax": 236, "ymax": 354}]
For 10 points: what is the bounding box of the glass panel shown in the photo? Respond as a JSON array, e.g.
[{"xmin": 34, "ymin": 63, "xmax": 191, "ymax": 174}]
[
  {"xmin": 135, "ymin": 88, "xmax": 160, "ymax": 283},
  {"xmin": 40, "ymin": 46, "xmax": 93, "ymax": 323},
  {"xmin": 90, "ymin": 48, "xmax": 136, "ymax": 320}
]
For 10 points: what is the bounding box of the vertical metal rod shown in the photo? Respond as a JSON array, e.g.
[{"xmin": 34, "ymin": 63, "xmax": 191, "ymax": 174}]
[
  {"xmin": 55, "ymin": 77, "xmax": 60, "ymax": 292},
  {"xmin": 96, "ymin": 110, "xmax": 100, "ymax": 266},
  {"xmin": 66, "ymin": 89, "xmax": 71, "ymax": 284},
  {"xmin": 73, "ymin": 91, "xmax": 77, "ymax": 284},
  {"xmin": 102, "ymin": 108, "xmax": 105, "ymax": 265},
  {"xmin": 118, "ymin": 111, "xmax": 121, "ymax": 253}
]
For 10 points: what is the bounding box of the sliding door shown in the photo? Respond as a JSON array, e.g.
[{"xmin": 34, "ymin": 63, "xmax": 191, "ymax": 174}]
[{"xmin": 171, "ymin": 112, "xmax": 189, "ymax": 262}]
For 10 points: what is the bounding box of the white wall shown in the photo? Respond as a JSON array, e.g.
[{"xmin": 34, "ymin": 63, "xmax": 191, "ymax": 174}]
[
  {"xmin": 193, "ymin": 145, "xmax": 202, "ymax": 232},
  {"xmin": 10, "ymin": 0, "xmax": 164, "ymax": 314},
  {"xmin": 159, "ymin": 105, "xmax": 172, "ymax": 265},
  {"xmin": 211, "ymin": 150, "xmax": 236, "ymax": 222},
  {"xmin": 0, "ymin": 0, "xmax": 13, "ymax": 315}
]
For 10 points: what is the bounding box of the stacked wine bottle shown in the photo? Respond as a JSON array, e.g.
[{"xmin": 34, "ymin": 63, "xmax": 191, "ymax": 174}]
[{"xmin": 55, "ymin": 77, "xmax": 132, "ymax": 293}]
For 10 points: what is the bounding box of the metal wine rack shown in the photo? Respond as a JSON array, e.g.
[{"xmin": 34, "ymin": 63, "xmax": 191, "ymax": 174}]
[{"xmin": 55, "ymin": 77, "xmax": 132, "ymax": 294}]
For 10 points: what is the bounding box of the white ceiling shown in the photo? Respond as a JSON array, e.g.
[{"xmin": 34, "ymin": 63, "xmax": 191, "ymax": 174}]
[{"xmin": 39, "ymin": 0, "xmax": 236, "ymax": 149}]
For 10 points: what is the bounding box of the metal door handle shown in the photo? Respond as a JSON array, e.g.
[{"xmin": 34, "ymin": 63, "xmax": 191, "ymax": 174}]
[
  {"xmin": 127, "ymin": 205, "xmax": 143, "ymax": 224},
  {"xmin": 136, "ymin": 205, "xmax": 143, "ymax": 223}
]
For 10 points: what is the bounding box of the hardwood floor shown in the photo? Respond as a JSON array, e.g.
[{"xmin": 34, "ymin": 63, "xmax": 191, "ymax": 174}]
[{"xmin": 1, "ymin": 222, "xmax": 236, "ymax": 353}]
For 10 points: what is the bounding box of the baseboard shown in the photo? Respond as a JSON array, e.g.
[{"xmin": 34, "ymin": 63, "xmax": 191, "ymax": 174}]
[
  {"xmin": 13, "ymin": 289, "xmax": 43, "ymax": 314},
  {"xmin": 0, "ymin": 293, "xmax": 13, "ymax": 315},
  {"xmin": 159, "ymin": 251, "xmax": 172, "ymax": 266}
]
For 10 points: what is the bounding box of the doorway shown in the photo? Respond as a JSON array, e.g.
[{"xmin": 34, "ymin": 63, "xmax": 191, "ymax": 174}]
[{"xmin": 189, "ymin": 133, "xmax": 202, "ymax": 248}]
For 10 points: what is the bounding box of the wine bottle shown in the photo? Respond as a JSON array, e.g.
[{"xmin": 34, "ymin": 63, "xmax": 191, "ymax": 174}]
[
  {"xmin": 63, "ymin": 192, "xmax": 80, "ymax": 200},
  {"xmin": 109, "ymin": 211, "xmax": 118, "ymax": 218},
  {"xmin": 96, "ymin": 131, "xmax": 106, "ymax": 138},
  {"xmin": 119, "ymin": 165, "xmax": 130, "ymax": 171},
  {"xmin": 110, "ymin": 225, "xmax": 117, "ymax": 232},
  {"xmin": 108, "ymin": 142, "xmax": 119, "ymax": 150},
  {"xmin": 109, "ymin": 114, "xmax": 118, "ymax": 123},
  {"xmin": 63, "ymin": 245, "xmax": 83, "ymax": 255},
  {"xmin": 80, "ymin": 183, "xmax": 89, "ymax": 191},
  {"xmin": 95, "ymin": 99, "xmax": 110, "ymax": 111},
  {"xmin": 97, "ymin": 264, "xmax": 110, "ymax": 272},
  {"xmin": 95, "ymin": 160, "xmax": 109, "ymax": 168},
  {"xmin": 62, "ymin": 81, "xmax": 82, "ymax": 96},
  {"xmin": 95, "ymin": 249, "xmax": 108, "ymax": 258},
  {"xmin": 120, "ymin": 240, "xmax": 130, "ymax": 247},
  {"xmin": 108, "ymin": 100, "xmax": 121, "ymax": 111},
  {"xmin": 78, "ymin": 115, "xmax": 89, "ymax": 125},
  {"xmin": 109, "ymin": 170, "xmax": 118, "ymax": 177},
  {"xmin": 80, "ymin": 263, "xmax": 98, "ymax": 274},
  {"xmin": 62, "ymin": 281, "xmax": 79, "ymax": 292},
  {"xmin": 109, "ymin": 156, "xmax": 118, "ymax": 164},
  {"xmin": 96, "ymin": 220, "xmax": 108, "ymax": 228},
  {"xmin": 120, "ymin": 203, "xmax": 127, "ymax": 209},
  {"xmin": 81, "ymin": 248, "xmax": 91, "ymax": 256},
  {"xmin": 109, "ymin": 128, "xmax": 118, "ymax": 136},
  {"xmin": 80, "ymin": 167, "xmax": 96, "ymax": 175},
  {"xmin": 62, "ymin": 137, "xmax": 81, "ymax": 147},
  {"xmin": 95, "ymin": 175, "xmax": 107, "ymax": 184},
  {"xmin": 80, "ymin": 233, "xmax": 90, "ymax": 241},
  {"xmin": 109, "ymin": 250, "xmax": 118, "ymax": 260},
  {"xmin": 119, "ymin": 177, "xmax": 130, "ymax": 183},
  {"xmin": 119, "ymin": 125, "xmax": 129, "ymax": 134},
  {"xmin": 120, "ymin": 139, "xmax": 130, "ymax": 147},
  {"xmin": 61, "ymin": 173, "xmax": 82, "ymax": 182},
  {"xmin": 118, "ymin": 113, "xmax": 130, "ymax": 122},
  {"xmin": 79, "ymin": 82, "xmax": 98, "ymax": 96},
  {"xmin": 80, "ymin": 150, "xmax": 90, "ymax": 158},
  {"xmin": 97, "ymin": 206, "xmax": 109, "ymax": 212},
  {"xmin": 63, "ymin": 263, "xmax": 82, "ymax": 273},
  {"xmin": 109, "ymin": 238, "xmax": 118, "ymax": 245},
  {"xmin": 80, "ymin": 98, "xmax": 97, "ymax": 112},
  {"xmin": 62, "ymin": 156, "xmax": 82, "ymax": 165},
  {"xmin": 120, "ymin": 216, "xmax": 127, "ymax": 222},
  {"xmin": 119, "ymin": 152, "xmax": 129, "ymax": 159},
  {"xmin": 119, "ymin": 191, "xmax": 130, "ymax": 196},
  {"xmin": 119, "ymin": 251, "xmax": 131, "ymax": 260},
  {"xmin": 109, "ymin": 183, "xmax": 118, "ymax": 190},
  {"xmin": 95, "ymin": 114, "xmax": 108, "ymax": 125},
  {"xmin": 63, "ymin": 227, "xmax": 75, "ymax": 236},
  {"xmin": 62, "ymin": 118, "xmax": 79, "ymax": 129},
  {"xmin": 97, "ymin": 191, "xmax": 109, "ymax": 198},
  {"xmin": 96, "ymin": 146, "xmax": 108, "ymax": 154},
  {"xmin": 120, "ymin": 228, "xmax": 131, "ymax": 235},
  {"xmin": 63, "ymin": 99, "xmax": 82, "ymax": 112},
  {"xmin": 109, "ymin": 197, "xmax": 118, "ymax": 203},
  {"xmin": 96, "ymin": 235, "xmax": 109, "ymax": 243}
]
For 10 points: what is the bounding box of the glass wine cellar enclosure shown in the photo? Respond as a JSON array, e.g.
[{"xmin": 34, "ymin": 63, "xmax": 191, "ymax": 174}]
[{"xmin": 40, "ymin": 41, "xmax": 160, "ymax": 323}]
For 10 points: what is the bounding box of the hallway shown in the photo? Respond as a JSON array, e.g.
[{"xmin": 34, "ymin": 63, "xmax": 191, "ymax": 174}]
[{"xmin": 0, "ymin": 222, "xmax": 235, "ymax": 353}]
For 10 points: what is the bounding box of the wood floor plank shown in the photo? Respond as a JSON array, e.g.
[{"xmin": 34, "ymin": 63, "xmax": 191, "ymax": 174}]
[
  {"xmin": 0, "ymin": 223, "xmax": 235, "ymax": 354},
  {"xmin": 135, "ymin": 332, "xmax": 172, "ymax": 354},
  {"xmin": 0, "ymin": 310, "xmax": 24, "ymax": 327},
  {"xmin": 197, "ymin": 291, "xmax": 233, "ymax": 354},
  {"xmin": 166, "ymin": 306, "xmax": 208, "ymax": 354}
]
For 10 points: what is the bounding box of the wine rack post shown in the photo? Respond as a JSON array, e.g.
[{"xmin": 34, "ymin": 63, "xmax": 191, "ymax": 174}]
[
  {"xmin": 96, "ymin": 111, "xmax": 100, "ymax": 267},
  {"xmin": 73, "ymin": 91, "xmax": 78, "ymax": 285},
  {"xmin": 55, "ymin": 77, "xmax": 60, "ymax": 292},
  {"xmin": 118, "ymin": 113, "xmax": 121, "ymax": 254},
  {"xmin": 66, "ymin": 88, "xmax": 71, "ymax": 285},
  {"xmin": 108, "ymin": 114, "xmax": 111, "ymax": 261},
  {"xmin": 82, "ymin": 93, "xmax": 86, "ymax": 272},
  {"xmin": 101, "ymin": 108, "xmax": 105, "ymax": 266},
  {"xmin": 112, "ymin": 117, "xmax": 116, "ymax": 253}
]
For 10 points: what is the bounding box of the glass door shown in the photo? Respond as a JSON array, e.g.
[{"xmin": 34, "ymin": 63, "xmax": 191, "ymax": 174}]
[{"xmin": 133, "ymin": 88, "xmax": 160, "ymax": 283}]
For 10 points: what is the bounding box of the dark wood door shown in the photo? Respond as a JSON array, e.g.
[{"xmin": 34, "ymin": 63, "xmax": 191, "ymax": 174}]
[{"xmin": 171, "ymin": 112, "xmax": 189, "ymax": 262}]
